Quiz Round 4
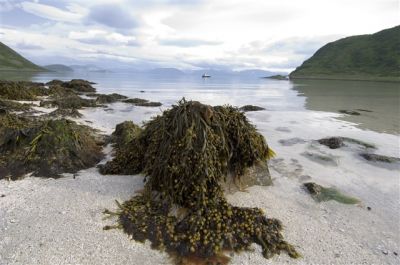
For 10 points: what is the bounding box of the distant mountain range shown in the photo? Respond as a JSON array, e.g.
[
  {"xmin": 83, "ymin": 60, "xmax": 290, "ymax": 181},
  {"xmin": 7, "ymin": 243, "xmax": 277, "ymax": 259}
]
[
  {"xmin": 0, "ymin": 42, "xmax": 45, "ymax": 71},
  {"xmin": 290, "ymin": 25, "xmax": 400, "ymax": 82}
]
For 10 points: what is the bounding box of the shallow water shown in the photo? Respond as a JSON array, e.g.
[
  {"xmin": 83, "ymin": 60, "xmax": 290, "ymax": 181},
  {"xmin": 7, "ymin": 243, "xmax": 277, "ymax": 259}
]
[{"xmin": 2, "ymin": 71, "xmax": 399, "ymax": 134}]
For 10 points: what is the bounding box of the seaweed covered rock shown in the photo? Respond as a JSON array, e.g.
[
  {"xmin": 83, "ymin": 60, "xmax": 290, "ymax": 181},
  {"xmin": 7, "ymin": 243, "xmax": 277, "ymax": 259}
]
[
  {"xmin": 339, "ymin": 110, "xmax": 361, "ymax": 116},
  {"xmin": 96, "ymin": 93, "xmax": 128, "ymax": 104},
  {"xmin": 103, "ymin": 99, "xmax": 298, "ymax": 264},
  {"xmin": 61, "ymin": 79, "xmax": 96, "ymax": 93},
  {"xmin": 360, "ymin": 153, "xmax": 400, "ymax": 163},
  {"xmin": 0, "ymin": 99, "xmax": 32, "ymax": 112},
  {"xmin": 240, "ymin": 105, "xmax": 265, "ymax": 112},
  {"xmin": 123, "ymin": 98, "xmax": 162, "ymax": 107},
  {"xmin": 40, "ymin": 94, "xmax": 97, "ymax": 109},
  {"xmin": 0, "ymin": 114, "xmax": 104, "ymax": 179},
  {"xmin": 304, "ymin": 182, "xmax": 359, "ymax": 204},
  {"xmin": 46, "ymin": 79, "xmax": 96, "ymax": 93},
  {"xmin": 318, "ymin": 136, "xmax": 376, "ymax": 149},
  {"xmin": 47, "ymin": 108, "xmax": 82, "ymax": 118},
  {"xmin": 0, "ymin": 81, "xmax": 48, "ymax": 100},
  {"xmin": 110, "ymin": 121, "xmax": 142, "ymax": 147},
  {"xmin": 318, "ymin": 137, "xmax": 344, "ymax": 149}
]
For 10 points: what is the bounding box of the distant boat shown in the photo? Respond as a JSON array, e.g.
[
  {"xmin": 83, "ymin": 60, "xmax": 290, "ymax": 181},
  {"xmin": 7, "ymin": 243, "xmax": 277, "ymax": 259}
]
[{"xmin": 202, "ymin": 73, "xmax": 211, "ymax": 78}]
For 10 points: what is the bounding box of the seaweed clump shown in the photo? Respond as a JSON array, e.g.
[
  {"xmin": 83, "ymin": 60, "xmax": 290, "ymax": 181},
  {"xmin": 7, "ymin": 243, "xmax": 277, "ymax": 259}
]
[
  {"xmin": 103, "ymin": 99, "xmax": 299, "ymax": 264},
  {"xmin": 123, "ymin": 98, "xmax": 162, "ymax": 107},
  {"xmin": 0, "ymin": 81, "xmax": 48, "ymax": 100},
  {"xmin": 0, "ymin": 114, "xmax": 104, "ymax": 180},
  {"xmin": 46, "ymin": 79, "xmax": 96, "ymax": 93}
]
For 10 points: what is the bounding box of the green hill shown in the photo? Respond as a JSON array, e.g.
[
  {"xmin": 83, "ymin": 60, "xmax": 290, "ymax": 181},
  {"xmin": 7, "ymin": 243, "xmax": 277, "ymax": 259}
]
[
  {"xmin": 290, "ymin": 26, "xmax": 400, "ymax": 82},
  {"xmin": 0, "ymin": 42, "xmax": 45, "ymax": 72}
]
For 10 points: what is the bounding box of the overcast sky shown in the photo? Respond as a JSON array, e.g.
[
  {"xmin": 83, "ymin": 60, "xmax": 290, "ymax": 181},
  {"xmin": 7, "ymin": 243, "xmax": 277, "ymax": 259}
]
[{"xmin": 0, "ymin": 0, "xmax": 398, "ymax": 71}]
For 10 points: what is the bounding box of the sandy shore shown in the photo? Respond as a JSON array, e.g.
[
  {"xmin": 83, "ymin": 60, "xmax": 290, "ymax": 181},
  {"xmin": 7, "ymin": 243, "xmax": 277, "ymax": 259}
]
[
  {"xmin": 1, "ymin": 101, "xmax": 399, "ymax": 265},
  {"xmin": 0, "ymin": 158, "xmax": 398, "ymax": 264}
]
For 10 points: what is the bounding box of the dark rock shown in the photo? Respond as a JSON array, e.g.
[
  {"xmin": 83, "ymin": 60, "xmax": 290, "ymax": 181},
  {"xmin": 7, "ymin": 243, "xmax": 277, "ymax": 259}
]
[
  {"xmin": 318, "ymin": 137, "xmax": 344, "ymax": 149},
  {"xmin": 367, "ymin": 206, "xmax": 371, "ymax": 211},
  {"xmin": 360, "ymin": 153, "xmax": 400, "ymax": 163},
  {"xmin": 239, "ymin": 105, "xmax": 265, "ymax": 112},
  {"xmin": 0, "ymin": 194, "xmax": 5, "ymax": 197},
  {"xmin": 339, "ymin": 110, "xmax": 361, "ymax": 115},
  {"xmin": 394, "ymin": 252, "xmax": 398, "ymax": 256},
  {"xmin": 304, "ymin": 182, "xmax": 322, "ymax": 195}
]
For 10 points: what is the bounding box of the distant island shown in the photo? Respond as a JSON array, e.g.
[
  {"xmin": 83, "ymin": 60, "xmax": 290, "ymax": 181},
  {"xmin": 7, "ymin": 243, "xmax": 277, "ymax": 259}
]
[
  {"xmin": 0, "ymin": 42, "xmax": 45, "ymax": 72},
  {"xmin": 290, "ymin": 25, "xmax": 400, "ymax": 82},
  {"xmin": 264, "ymin": 75, "xmax": 288, "ymax": 80},
  {"xmin": 44, "ymin": 64, "xmax": 73, "ymax": 72}
]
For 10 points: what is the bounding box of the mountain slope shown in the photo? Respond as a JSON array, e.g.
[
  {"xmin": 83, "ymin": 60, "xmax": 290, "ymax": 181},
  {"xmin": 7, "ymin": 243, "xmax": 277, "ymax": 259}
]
[
  {"xmin": 290, "ymin": 26, "xmax": 400, "ymax": 82},
  {"xmin": 0, "ymin": 42, "xmax": 45, "ymax": 71}
]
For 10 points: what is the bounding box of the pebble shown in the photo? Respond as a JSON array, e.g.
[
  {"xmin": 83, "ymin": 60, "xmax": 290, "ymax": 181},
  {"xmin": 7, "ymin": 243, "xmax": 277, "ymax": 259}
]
[
  {"xmin": 393, "ymin": 251, "xmax": 398, "ymax": 256},
  {"xmin": 60, "ymin": 211, "xmax": 67, "ymax": 215},
  {"xmin": 367, "ymin": 206, "xmax": 371, "ymax": 211},
  {"xmin": 382, "ymin": 250, "xmax": 388, "ymax": 255},
  {"xmin": 0, "ymin": 194, "xmax": 5, "ymax": 197},
  {"xmin": 10, "ymin": 219, "xmax": 17, "ymax": 223}
]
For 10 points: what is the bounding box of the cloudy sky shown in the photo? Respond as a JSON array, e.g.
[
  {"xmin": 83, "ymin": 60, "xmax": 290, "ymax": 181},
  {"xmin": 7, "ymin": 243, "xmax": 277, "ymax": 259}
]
[{"xmin": 0, "ymin": 0, "xmax": 398, "ymax": 71}]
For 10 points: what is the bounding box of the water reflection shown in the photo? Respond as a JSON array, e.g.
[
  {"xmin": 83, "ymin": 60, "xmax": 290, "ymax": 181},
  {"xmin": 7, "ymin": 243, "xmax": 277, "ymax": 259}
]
[{"xmin": 292, "ymin": 79, "xmax": 400, "ymax": 135}]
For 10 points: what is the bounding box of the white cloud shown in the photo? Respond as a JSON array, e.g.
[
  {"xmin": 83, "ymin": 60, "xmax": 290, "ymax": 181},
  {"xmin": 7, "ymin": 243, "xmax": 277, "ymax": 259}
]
[
  {"xmin": 69, "ymin": 30, "xmax": 137, "ymax": 46},
  {"xmin": 20, "ymin": 1, "xmax": 86, "ymax": 22}
]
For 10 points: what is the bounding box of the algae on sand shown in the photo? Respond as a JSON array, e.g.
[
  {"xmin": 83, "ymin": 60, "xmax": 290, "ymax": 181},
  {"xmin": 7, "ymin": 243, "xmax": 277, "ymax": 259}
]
[
  {"xmin": 103, "ymin": 99, "xmax": 299, "ymax": 264},
  {"xmin": 0, "ymin": 114, "xmax": 104, "ymax": 180},
  {"xmin": 304, "ymin": 182, "xmax": 359, "ymax": 204}
]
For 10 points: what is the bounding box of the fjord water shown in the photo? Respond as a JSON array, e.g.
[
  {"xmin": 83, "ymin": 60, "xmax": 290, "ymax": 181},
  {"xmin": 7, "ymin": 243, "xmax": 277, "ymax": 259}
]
[{"xmin": 9, "ymin": 70, "xmax": 399, "ymax": 135}]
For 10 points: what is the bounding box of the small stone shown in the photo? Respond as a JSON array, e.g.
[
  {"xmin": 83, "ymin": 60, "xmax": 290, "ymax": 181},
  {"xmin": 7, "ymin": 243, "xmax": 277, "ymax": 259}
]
[
  {"xmin": 393, "ymin": 251, "xmax": 398, "ymax": 256},
  {"xmin": 382, "ymin": 250, "xmax": 388, "ymax": 255},
  {"xmin": 10, "ymin": 219, "xmax": 16, "ymax": 223},
  {"xmin": 60, "ymin": 211, "xmax": 66, "ymax": 215},
  {"xmin": 367, "ymin": 206, "xmax": 371, "ymax": 211},
  {"xmin": 0, "ymin": 194, "xmax": 5, "ymax": 197}
]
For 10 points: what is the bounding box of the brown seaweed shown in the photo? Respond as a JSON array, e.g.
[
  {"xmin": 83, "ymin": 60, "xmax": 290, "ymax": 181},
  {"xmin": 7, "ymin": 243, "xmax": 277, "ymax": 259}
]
[{"xmin": 103, "ymin": 99, "xmax": 298, "ymax": 264}]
